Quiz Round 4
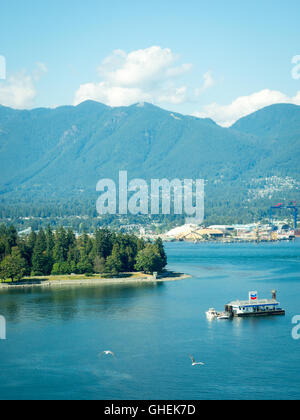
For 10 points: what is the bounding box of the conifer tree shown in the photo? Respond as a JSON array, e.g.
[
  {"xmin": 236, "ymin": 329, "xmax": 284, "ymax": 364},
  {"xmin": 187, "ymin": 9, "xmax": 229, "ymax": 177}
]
[
  {"xmin": 94, "ymin": 229, "xmax": 114, "ymax": 259},
  {"xmin": 154, "ymin": 238, "xmax": 167, "ymax": 267},
  {"xmin": 27, "ymin": 230, "xmax": 37, "ymax": 263},
  {"xmin": 45, "ymin": 225, "xmax": 55, "ymax": 260},
  {"xmin": 53, "ymin": 226, "xmax": 68, "ymax": 263},
  {"xmin": 31, "ymin": 229, "xmax": 51, "ymax": 276}
]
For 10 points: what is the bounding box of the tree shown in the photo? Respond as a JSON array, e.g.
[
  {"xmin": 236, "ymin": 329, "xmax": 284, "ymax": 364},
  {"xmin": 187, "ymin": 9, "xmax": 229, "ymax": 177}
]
[
  {"xmin": 93, "ymin": 256, "xmax": 106, "ymax": 274},
  {"xmin": 76, "ymin": 256, "xmax": 93, "ymax": 275},
  {"xmin": 31, "ymin": 229, "xmax": 52, "ymax": 275},
  {"xmin": 66, "ymin": 228, "xmax": 76, "ymax": 250},
  {"xmin": 78, "ymin": 233, "xmax": 93, "ymax": 260},
  {"xmin": 67, "ymin": 245, "xmax": 80, "ymax": 274},
  {"xmin": 0, "ymin": 238, "xmax": 6, "ymax": 263},
  {"xmin": 16, "ymin": 239, "xmax": 32, "ymax": 276},
  {"xmin": 51, "ymin": 262, "xmax": 70, "ymax": 275},
  {"xmin": 27, "ymin": 230, "xmax": 37, "ymax": 265},
  {"xmin": 45, "ymin": 225, "xmax": 55, "ymax": 261},
  {"xmin": 137, "ymin": 238, "xmax": 146, "ymax": 252},
  {"xmin": 105, "ymin": 255, "xmax": 122, "ymax": 276},
  {"xmin": 53, "ymin": 226, "xmax": 68, "ymax": 263},
  {"xmin": 0, "ymin": 247, "xmax": 27, "ymax": 282},
  {"xmin": 154, "ymin": 238, "xmax": 167, "ymax": 268},
  {"xmin": 0, "ymin": 224, "xmax": 18, "ymax": 258},
  {"xmin": 114, "ymin": 234, "xmax": 139, "ymax": 272},
  {"xmin": 6, "ymin": 226, "xmax": 18, "ymax": 251},
  {"xmin": 94, "ymin": 229, "xmax": 114, "ymax": 259},
  {"xmin": 105, "ymin": 244, "xmax": 123, "ymax": 275},
  {"xmin": 77, "ymin": 233, "xmax": 93, "ymax": 274},
  {"xmin": 135, "ymin": 245, "xmax": 166, "ymax": 274},
  {"xmin": 0, "ymin": 225, "xmax": 167, "ymax": 279}
]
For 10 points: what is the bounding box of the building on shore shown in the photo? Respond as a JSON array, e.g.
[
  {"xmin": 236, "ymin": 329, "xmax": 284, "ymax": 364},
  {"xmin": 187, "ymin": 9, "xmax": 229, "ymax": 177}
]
[
  {"xmin": 163, "ymin": 226, "xmax": 225, "ymax": 242},
  {"xmin": 162, "ymin": 221, "xmax": 297, "ymax": 243}
]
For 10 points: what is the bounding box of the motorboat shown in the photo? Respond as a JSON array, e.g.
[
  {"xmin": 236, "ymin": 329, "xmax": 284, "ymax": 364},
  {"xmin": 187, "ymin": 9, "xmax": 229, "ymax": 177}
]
[
  {"xmin": 217, "ymin": 312, "xmax": 231, "ymax": 320},
  {"xmin": 206, "ymin": 308, "xmax": 218, "ymax": 319}
]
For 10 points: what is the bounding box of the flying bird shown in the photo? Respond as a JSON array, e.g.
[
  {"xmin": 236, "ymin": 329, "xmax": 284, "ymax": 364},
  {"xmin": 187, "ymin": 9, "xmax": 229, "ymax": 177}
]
[
  {"xmin": 101, "ymin": 350, "xmax": 116, "ymax": 357},
  {"xmin": 189, "ymin": 355, "xmax": 205, "ymax": 366}
]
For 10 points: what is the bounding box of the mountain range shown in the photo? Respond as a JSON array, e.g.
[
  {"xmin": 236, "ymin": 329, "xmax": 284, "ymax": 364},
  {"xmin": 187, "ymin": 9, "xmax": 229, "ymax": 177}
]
[{"xmin": 0, "ymin": 101, "xmax": 299, "ymax": 223}]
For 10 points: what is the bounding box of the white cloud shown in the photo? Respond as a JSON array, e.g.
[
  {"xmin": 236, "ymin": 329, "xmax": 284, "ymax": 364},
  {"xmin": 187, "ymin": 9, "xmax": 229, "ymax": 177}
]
[
  {"xmin": 98, "ymin": 46, "xmax": 180, "ymax": 87},
  {"xmin": 157, "ymin": 86, "xmax": 188, "ymax": 105},
  {"xmin": 193, "ymin": 89, "xmax": 300, "ymax": 127},
  {"xmin": 33, "ymin": 62, "xmax": 48, "ymax": 81},
  {"xmin": 74, "ymin": 46, "xmax": 211, "ymax": 107},
  {"xmin": 202, "ymin": 71, "xmax": 215, "ymax": 90},
  {"xmin": 194, "ymin": 71, "xmax": 215, "ymax": 98},
  {"xmin": 0, "ymin": 63, "xmax": 47, "ymax": 109},
  {"xmin": 75, "ymin": 82, "xmax": 151, "ymax": 107},
  {"xmin": 166, "ymin": 63, "xmax": 193, "ymax": 78},
  {"xmin": 0, "ymin": 72, "xmax": 36, "ymax": 108}
]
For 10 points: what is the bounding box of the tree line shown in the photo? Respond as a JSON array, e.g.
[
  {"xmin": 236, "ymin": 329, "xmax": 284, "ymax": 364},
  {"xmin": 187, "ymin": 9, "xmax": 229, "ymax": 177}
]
[{"xmin": 0, "ymin": 225, "xmax": 167, "ymax": 282}]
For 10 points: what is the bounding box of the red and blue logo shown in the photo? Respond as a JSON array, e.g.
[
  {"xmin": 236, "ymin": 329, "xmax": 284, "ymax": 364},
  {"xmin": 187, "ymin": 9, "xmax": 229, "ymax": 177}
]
[{"xmin": 250, "ymin": 292, "xmax": 257, "ymax": 300}]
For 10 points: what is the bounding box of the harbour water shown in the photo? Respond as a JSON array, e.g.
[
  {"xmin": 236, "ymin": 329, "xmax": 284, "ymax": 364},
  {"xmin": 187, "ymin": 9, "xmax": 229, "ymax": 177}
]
[{"xmin": 0, "ymin": 241, "xmax": 300, "ymax": 400}]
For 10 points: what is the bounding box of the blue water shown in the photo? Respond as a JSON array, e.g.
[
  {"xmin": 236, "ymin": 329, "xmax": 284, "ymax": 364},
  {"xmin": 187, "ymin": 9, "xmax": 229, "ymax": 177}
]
[{"xmin": 0, "ymin": 241, "xmax": 300, "ymax": 400}]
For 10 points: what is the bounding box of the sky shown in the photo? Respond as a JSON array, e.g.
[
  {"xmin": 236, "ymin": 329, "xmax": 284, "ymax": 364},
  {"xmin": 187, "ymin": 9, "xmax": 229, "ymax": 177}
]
[{"xmin": 1, "ymin": 0, "xmax": 300, "ymax": 126}]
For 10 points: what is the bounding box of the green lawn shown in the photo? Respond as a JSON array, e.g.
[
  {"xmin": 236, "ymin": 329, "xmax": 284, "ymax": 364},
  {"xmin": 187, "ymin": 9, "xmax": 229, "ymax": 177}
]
[{"xmin": 0, "ymin": 272, "xmax": 150, "ymax": 284}]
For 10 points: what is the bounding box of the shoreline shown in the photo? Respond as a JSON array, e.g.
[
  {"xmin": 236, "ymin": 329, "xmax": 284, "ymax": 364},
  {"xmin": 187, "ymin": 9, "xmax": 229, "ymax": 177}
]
[{"xmin": 0, "ymin": 272, "xmax": 191, "ymax": 290}]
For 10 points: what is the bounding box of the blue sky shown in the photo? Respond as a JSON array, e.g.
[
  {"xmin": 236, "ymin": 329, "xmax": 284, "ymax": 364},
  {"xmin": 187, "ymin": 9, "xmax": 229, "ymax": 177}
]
[{"xmin": 1, "ymin": 0, "xmax": 300, "ymax": 125}]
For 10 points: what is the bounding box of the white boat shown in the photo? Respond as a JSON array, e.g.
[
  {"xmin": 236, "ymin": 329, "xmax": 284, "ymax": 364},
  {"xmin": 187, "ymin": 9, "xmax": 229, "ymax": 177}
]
[
  {"xmin": 217, "ymin": 313, "xmax": 231, "ymax": 320},
  {"xmin": 206, "ymin": 308, "xmax": 218, "ymax": 319}
]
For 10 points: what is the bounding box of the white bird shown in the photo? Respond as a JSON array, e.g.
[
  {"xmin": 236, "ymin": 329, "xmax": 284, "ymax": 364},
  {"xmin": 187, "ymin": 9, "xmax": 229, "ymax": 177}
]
[
  {"xmin": 189, "ymin": 355, "xmax": 205, "ymax": 366},
  {"xmin": 101, "ymin": 350, "xmax": 116, "ymax": 357}
]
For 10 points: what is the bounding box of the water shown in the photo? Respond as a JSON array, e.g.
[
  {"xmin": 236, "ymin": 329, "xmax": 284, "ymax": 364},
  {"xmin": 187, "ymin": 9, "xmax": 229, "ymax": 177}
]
[{"xmin": 0, "ymin": 241, "xmax": 300, "ymax": 400}]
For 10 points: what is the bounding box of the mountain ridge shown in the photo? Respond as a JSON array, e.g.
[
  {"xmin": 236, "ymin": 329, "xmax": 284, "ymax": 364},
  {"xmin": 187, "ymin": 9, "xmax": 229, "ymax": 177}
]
[{"xmin": 0, "ymin": 101, "xmax": 299, "ymax": 222}]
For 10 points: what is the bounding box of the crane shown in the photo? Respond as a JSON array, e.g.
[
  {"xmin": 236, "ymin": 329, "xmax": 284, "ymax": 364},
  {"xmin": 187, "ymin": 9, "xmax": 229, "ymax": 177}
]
[{"xmin": 269, "ymin": 202, "xmax": 298, "ymax": 230}]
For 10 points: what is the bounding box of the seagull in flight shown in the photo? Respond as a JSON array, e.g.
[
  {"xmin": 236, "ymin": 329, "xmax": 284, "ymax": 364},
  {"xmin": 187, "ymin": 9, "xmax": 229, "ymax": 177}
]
[
  {"xmin": 189, "ymin": 355, "xmax": 205, "ymax": 366},
  {"xmin": 101, "ymin": 350, "xmax": 116, "ymax": 357}
]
